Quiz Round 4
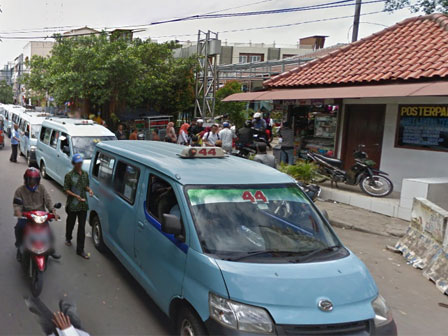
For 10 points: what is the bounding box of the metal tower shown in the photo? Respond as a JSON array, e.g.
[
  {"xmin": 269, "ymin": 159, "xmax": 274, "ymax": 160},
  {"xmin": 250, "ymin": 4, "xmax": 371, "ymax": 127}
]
[{"xmin": 194, "ymin": 30, "xmax": 221, "ymax": 119}]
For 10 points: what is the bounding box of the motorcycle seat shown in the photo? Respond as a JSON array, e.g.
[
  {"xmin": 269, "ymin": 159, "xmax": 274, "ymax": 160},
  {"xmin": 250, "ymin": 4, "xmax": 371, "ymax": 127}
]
[{"xmin": 314, "ymin": 153, "xmax": 343, "ymax": 168}]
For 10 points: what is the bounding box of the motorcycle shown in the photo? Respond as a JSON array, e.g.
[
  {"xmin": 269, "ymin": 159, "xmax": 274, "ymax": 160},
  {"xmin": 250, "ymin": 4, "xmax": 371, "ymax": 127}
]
[
  {"xmin": 14, "ymin": 198, "xmax": 61, "ymax": 297},
  {"xmin": 307, "ymin": 145, "xmax": 394, "ymax": 197},
  {"xmin": 298, "ymin": 182, "xmax": 321, "ymax": 202}
]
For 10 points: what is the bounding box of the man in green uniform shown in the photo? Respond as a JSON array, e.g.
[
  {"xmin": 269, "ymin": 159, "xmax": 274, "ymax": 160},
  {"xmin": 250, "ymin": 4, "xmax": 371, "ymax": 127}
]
[{"xmin": 64, "ymin": 154, "xmax": 94, "ymax": 259}]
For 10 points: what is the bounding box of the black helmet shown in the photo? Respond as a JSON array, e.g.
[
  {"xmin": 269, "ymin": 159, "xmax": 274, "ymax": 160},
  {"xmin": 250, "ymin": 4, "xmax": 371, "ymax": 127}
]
[{"xmin": 244, "ymin": 119, "xmax": 252, "ymax": 127}]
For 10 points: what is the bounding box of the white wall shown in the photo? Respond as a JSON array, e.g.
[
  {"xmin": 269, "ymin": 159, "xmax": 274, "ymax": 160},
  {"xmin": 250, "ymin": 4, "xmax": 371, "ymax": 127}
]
[{"xmin": 342, "ymin": 97, "xmax": 448, "ymax": 191}]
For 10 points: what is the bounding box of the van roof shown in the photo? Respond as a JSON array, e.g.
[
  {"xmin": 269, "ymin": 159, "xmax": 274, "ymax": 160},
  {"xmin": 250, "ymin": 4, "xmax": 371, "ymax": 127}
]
[
  {"xmin": 97, "ymin": 140, "xmax": 294, "ymax": 185},
  {"xmin": 42, "ymin": 118, "xmax": 115, "ymax": 137}
]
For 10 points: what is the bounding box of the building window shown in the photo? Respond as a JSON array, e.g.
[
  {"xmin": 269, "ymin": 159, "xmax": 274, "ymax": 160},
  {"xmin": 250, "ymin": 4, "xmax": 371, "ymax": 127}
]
[
  {"xmin": 239, "ymin": 53, "xmax": 264, "ymax": 63},
  {"xmin": 395, "ymin": 104, "xmax": 448, "ymax": 152},
  {"xmin": 239, "ymin": 55, "xmax": 248, "ymax": 63}
]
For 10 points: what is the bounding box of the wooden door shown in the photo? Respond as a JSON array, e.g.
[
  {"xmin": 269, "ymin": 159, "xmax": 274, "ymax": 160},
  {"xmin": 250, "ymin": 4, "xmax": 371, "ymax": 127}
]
[{"xmin": 342, "ymin": 104, "xmax": 386, "ymax": 170}]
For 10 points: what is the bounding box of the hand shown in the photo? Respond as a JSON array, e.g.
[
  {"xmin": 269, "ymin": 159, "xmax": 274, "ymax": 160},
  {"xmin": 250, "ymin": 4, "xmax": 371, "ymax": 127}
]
[
  {"xmin": 89, "ymin": 189, "xmax": 94, "ymax": 197},
  {"xmin": 14, "ymin": 209, "xmax": 22, "ymax": 217},
  {"xmin": 52, "ymin": 312, "xmax": 72, "ymax": 330},
  {"xmin": 76, "ymin": 195, "xmax": 86, "ymax": 202}
]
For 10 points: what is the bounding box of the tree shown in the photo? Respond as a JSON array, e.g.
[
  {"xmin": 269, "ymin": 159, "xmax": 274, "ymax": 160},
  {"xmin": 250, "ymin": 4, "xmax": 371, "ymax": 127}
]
[
  {"xmin": 0, "ymin": 80, "xmax": 14, "ymax": 104},
  {"xmin": 385, "ymin": 0, "xmax": 448, "ymax": 14},
  {"xmin": 24, "ymin": 34, "xmax": 196, "ymax": 121},
  {"xmin": 215, "ymin": 80, "xmax": 246, "ymax": 128}
]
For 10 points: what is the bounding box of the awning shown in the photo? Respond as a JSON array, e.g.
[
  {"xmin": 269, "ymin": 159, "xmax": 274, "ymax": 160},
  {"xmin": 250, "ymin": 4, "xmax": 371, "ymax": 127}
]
[{"xmin": 222, "ymin": 81, "xmax": 448, "ymax": 102}]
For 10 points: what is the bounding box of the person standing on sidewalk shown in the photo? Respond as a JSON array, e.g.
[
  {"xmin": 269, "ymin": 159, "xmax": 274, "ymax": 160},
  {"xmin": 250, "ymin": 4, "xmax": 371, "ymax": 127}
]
[
  {"xmin": 63, "ymin": 154, "xmax": 93, "ymax": 260},
  {"xmin": 10, "ymin": 123, "xmax": 20, "ymax": 162},
  {"xmin": 278, "ymin": 121, "xmax": 295, "ymax": 165}
]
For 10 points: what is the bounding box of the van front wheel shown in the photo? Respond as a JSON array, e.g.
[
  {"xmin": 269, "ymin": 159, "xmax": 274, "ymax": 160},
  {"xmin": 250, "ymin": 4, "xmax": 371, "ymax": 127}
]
[
  {"xmin": 177, "ymin": 307, "xmax": 206, "ymax": 336},
  {"xmin": 92, "ymin": 216, "xmax": 107, "ymax": 253}
]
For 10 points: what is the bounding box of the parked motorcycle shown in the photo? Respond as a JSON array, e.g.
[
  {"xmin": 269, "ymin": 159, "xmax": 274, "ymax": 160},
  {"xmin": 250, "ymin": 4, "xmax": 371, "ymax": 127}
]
[
  {"xmin": 298, "ymin": 182, "xmax": 321, "ymax": 202},
  {"xmin": 14, "ymin": 198, "xmax": 61, "ymax": 297},
  {"xmin": 307, "ymin": 145, "xmax": 393, "ymax": 197}
]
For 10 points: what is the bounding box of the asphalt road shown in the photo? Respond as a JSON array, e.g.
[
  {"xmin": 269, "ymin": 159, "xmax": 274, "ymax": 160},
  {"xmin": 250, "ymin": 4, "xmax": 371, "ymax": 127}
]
[{"xmin": 0, "ymin": 139, "xmax": 446, "ymax": 335}]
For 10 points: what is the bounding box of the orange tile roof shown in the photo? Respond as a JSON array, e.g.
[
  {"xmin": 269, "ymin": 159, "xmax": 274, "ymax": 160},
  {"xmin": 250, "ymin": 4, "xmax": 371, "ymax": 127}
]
[{"xmin": 264, "ymin": 14, "xmax": 448, "ymax": 88}]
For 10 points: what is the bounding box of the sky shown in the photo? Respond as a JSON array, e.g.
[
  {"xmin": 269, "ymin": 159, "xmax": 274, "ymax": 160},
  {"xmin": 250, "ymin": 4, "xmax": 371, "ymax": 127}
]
[{"xmin": 0, "ymin": 0, "xmax": 418, "ymax": 65}]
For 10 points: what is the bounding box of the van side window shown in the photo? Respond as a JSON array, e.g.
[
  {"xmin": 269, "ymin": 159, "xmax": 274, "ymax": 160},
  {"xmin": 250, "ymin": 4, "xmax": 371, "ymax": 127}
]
[
  {"xmin": 92, "ymin": 152, "xmax": 116, "ymax": 186},
  {"xmin": 113, "ymin": 161, "xmax": 140, "ymax": 204},
  {"xmin": 41, "ymin": 127, "xmax": 52, "ymax": 145},
  {"xmin": 60, "ymin": 133, "xmax": 70, "ymax": 156},
  {"xmin": 147, "ymin": 175, "xmax": 181, "ymax": 222},
  {"xmin": 49, "ymin": 130, "xmax": 59, "ymax": 149}
]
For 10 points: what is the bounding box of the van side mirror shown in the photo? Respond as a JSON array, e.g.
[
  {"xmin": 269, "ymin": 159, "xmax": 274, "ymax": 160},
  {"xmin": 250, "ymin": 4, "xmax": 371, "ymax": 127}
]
[
  {"xmin": 321, "ymin": 209, "xmax": 329, "ymax": 221},
  {"xmin": 162, "ymin": 214, "xmax": 184, "ymax": 242},
  {"xmin": 62, "ymin": 145, "xmax": 70, "ymax": 155}
]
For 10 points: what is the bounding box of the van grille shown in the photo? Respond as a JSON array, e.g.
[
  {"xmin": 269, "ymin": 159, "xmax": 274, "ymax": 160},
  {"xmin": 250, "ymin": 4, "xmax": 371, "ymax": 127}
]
[{"xmin": 277, "ymin": 320, "xmax": 371, "ymax": 335}]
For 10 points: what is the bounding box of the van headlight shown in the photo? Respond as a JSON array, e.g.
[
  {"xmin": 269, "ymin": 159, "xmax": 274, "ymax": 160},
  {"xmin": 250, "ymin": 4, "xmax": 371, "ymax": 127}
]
[
  {"xmin": 372, "ymin": 295, "xmax": 393, "ymax": 327},
  {"xmin": 209, "ymin": 293, "xmax": 274, "ymax": 333}
]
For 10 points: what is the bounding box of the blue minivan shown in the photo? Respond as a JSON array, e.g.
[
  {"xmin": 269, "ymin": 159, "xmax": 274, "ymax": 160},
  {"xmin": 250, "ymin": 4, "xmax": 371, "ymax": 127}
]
[{"xmin": 88, "ymin": 141, "xmax": 396, "ymax": 336}]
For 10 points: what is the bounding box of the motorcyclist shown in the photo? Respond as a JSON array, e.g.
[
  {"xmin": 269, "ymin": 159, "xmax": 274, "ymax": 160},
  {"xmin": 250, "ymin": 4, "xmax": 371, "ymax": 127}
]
[
  {"xmin": 252, "ymin": 112, "xmax": 267, "ymax": 131},
  {"xmin": 236, "ymin": 120, "xmax": 255, "ymax": 149},
  {"xmin": 13, "ymin": 168, "xmax": 60, "ymax": 261}
]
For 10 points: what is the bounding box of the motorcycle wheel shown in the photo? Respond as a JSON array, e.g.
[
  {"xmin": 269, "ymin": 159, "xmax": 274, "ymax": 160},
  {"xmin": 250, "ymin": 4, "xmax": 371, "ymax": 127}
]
[
  {"xmin": 31, "ymin": 267, "xmax": 43, "ymax": 297},
  {"xmin": 360, "ymin": 175, "xmax": 393, "ymax": 197}
]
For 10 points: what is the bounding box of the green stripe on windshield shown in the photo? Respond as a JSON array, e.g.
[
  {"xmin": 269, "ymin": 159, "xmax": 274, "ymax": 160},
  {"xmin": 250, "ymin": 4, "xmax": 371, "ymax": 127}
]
[{"xmin": 187, "ymin": 187, "xmax": 306, "ymax": 206}]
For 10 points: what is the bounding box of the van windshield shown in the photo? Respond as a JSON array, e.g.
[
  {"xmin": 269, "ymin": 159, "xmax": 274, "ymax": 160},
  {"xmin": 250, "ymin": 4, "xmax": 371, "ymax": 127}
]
[
  {"xmin": 72, "ymin": 136, "xmax": 116, "ymax": 159},
  {"xmin": 186, "ymin": 184, "xmax": 344, "ymax": 263}
]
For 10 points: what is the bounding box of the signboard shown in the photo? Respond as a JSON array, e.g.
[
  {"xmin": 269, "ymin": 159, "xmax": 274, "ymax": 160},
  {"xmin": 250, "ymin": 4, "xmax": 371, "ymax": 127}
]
[{"xmin": 396, "ymin": 105, "xmax": 448, "ymax": 151}]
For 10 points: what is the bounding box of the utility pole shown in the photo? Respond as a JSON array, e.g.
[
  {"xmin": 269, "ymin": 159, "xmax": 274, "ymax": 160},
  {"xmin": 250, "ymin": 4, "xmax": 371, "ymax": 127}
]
[{"xmin": 351, "ymin": 0, "xmax": 362, "ymax": 42}]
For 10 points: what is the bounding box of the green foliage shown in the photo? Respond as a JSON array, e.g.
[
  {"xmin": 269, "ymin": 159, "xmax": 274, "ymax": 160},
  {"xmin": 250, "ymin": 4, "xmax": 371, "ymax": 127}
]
[
  {"xmin": 215, "ymin": 80, "xmax": 246, "ymax": 128},
  {"xmin": 278, "ymin": 160, "xmax": 320, "ymax": 184},
  {"xmin": 384, "ymin": 0, "xmax": 448, "ymax": 14},
  {"xmin": 24, "ymin": 34, "xmax": 196, "ymax": 119},
  {"xmin": 0, "ymin": 80, "xmax": 14, "ymax": 104}
]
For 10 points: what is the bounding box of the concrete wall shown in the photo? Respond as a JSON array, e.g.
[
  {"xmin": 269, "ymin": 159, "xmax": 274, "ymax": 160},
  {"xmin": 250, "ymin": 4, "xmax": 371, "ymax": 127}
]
[{"xmin": 341, "ymin": 97, "xmax": 448, "ymax": 191}]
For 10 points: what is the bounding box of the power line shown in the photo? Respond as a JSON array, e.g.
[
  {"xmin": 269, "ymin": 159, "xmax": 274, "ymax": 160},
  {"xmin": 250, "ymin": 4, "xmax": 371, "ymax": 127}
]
[
  {"xmin": 0, "ymin": 0, "xmax": 384, "ymax": 37},
  {"xmin": 0, "ymin": 8, "xmax": 390, "ymax": 41}
]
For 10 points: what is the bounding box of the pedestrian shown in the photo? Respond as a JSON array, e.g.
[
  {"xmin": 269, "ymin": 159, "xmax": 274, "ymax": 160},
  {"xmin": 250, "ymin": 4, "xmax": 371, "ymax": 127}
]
[
  {"xmin": 279, "ymin": 121, "xmax": 295, "ymax": 165},
  {"xmin": 63, "ymin": 154, "xmax": 93, "ymax": 259},
  {"xmin": 129, "ymin": 129, "xmax": 138, "ymax": 140},
  {"xmin": 202, "ymin": 124, "xmax": 220, "ymax": 147},
  {"xmin": 10, "ymin": 123, "xmax": 20, "ymax": 162},
  {"xmin": 177, "ymin": 123, "xmax": 190, "ymax": 145},
  {"xmin": 151, "ymin": 129, "xmax": 160, "ymax": 141},
  {"xmin": 165, "ymin": 122, "xmax": 177, "ymax": 143},
  {"xmin": 191, "ymin": 135, "xmax": 200, "ymax": 147},
  {"xmin": 25, "ymin": 296, "xmax": 90, "ymax": 336},
  {"xmin": 115, "ymin": 124, "xmax": 127, "ymax": 140},
  {"xmin": 218, "ymin": 121, "xmax": 235, "ymax": 153},
  {"xmin": 253, "ymin": 142, "xmax": 276, "ymax": 168}
]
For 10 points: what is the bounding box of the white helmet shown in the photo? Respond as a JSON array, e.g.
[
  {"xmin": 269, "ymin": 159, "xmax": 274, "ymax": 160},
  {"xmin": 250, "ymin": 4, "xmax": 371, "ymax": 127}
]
[
  {"xmin": 197, "ymin": 119, "xmax": 204, "ymax": 123},
  {"xmin": 254, "ymin": 112, "xmax": 262, "ymax": 119}
]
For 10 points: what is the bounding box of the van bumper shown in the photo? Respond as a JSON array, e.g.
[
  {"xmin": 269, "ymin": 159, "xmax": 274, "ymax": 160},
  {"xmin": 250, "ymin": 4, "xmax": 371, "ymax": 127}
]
[{"xmin": 205, "ymin": 318, "xmax": 397, "ymax": 336}]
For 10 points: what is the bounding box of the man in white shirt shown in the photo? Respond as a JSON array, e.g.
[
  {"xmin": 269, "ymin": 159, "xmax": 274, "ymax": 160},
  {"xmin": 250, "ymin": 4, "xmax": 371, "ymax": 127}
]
[
  {"xmin": 202, "ymin": 124, "xmax": 220, "ymax": 146},
  {"xmin": 218, "ymin": 122, "xmax": 235, "ymax": 152}
]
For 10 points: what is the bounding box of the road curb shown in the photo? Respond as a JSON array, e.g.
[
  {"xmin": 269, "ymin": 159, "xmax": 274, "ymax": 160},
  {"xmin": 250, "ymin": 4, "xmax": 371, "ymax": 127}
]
[{"xmin": 330, "ymin": 219, "xmax": 397, "ymax": 238}]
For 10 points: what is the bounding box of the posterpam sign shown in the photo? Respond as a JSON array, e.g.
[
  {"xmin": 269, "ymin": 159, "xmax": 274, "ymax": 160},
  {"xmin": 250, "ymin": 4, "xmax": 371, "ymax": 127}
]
[{"xmin": 396, "ymin": 105, "xmax": 448, "ymax": 151}]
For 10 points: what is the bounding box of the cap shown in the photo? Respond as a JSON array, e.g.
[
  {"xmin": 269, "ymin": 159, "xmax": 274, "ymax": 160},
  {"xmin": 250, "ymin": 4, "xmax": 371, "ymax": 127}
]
[{"xmin": 72, "ymin": 153, "xmax": 83, "ymax": 164}]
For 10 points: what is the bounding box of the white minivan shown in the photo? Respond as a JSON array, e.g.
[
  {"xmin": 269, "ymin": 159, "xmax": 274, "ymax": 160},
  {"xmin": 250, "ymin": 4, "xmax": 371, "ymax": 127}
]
[
  {"xmin": 36, "ymin": 118, "xmax": 116, "ymax": 185},
  {"xmin": 17, "ymin": 111, "xmax": 52, "ymax": 166}
]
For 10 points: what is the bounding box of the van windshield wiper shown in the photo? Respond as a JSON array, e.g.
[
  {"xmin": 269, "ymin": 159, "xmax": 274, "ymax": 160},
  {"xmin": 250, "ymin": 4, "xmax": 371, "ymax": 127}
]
[
  {"xmin": 226, "ymin": 250, "xmax": 300, "ymax": 261},
  {"xmin": 294, "ymin": 245, "xmax": 341, "ymax": 263}
]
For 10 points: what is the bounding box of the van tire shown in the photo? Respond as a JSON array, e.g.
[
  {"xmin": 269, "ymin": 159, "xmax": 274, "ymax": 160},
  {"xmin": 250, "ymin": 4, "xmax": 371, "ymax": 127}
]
[
  {"xmin": 40, "ymin": 162, "xmax": 49, "ymax": 179},
  {"xmin": 92, "ymin": 216, "xmax": 107, "ymax": 253},
  {"xmin": 177, "ymin": 306, "xmax": 207, "ymax": 336}
]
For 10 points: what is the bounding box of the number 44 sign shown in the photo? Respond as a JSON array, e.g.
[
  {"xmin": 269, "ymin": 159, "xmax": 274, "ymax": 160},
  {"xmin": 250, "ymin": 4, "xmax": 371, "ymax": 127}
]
[{"xmin": 242, "ymin": 190, "xmax": 268, "ymax": 203}]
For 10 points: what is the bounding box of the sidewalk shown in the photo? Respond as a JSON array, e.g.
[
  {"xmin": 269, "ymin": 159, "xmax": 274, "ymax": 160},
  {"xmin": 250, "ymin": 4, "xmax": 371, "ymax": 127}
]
[{"xmin": 316, "ymin": 200, "xmax": 409, "ymax": 238}]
